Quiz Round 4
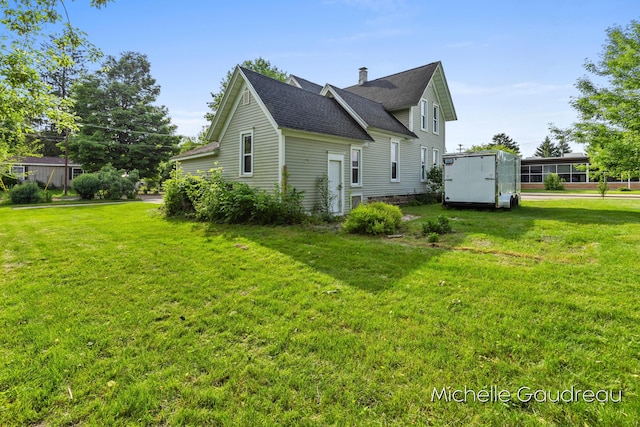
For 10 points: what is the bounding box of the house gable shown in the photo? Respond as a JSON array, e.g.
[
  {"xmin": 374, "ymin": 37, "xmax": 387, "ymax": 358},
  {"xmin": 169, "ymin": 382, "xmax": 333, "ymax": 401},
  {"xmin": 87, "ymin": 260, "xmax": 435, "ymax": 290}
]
[{"xmin": 344, "ymin": 61, "xmax": 457, "ymax": 122}]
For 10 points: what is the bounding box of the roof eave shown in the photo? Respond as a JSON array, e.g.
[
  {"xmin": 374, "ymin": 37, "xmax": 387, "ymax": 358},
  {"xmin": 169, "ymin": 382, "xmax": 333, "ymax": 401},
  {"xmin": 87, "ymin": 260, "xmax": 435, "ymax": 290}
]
[{"xmin": 171, "ymin": 149, "xmax": 219, "ymax": 162}]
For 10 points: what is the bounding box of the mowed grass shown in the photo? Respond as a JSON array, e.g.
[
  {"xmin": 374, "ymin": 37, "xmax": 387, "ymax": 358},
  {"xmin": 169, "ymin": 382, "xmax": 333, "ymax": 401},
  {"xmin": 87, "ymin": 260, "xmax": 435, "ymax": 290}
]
[{"xmin": 1, "ymin": 199, "xmax": 639, "ymax": 426}]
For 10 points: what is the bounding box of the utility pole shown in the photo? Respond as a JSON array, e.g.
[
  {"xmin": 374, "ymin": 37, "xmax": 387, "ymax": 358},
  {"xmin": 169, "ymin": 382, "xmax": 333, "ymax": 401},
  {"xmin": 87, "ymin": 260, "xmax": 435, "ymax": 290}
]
[
  {"xmin": 64, "ymin": 128, "xmax": 69, "ymax": 196},
  {"xmin": 457, "ymin": 144, "xmax": 464, "ymax": 153}
]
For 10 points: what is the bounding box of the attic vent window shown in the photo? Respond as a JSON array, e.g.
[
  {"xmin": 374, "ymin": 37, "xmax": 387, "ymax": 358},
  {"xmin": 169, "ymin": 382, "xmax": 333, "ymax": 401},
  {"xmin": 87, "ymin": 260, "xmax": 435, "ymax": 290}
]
[{"xmin": 242, "ymin": 89, "xmax": 250, "ymax": 105}]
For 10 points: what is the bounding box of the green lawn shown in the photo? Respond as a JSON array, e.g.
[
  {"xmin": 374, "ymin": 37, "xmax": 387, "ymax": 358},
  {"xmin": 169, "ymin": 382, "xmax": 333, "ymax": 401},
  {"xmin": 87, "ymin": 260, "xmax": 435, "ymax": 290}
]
[{"xmin": 1, "ymin": 200, "xmax": 639, "ymax": 426}]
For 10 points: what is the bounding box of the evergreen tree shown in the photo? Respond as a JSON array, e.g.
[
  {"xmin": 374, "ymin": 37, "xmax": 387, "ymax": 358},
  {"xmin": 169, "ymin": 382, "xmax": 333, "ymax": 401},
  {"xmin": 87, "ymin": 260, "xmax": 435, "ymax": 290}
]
[
  {"xmin": 68, "ymin": 52, "xmax": 180, "ymax": 178},
  {"xmin": 490, "ymin": 133, "xmax": 521, "ymax": 154},
  {"xmin": 534, "ymin": 136, "xmax": 559, "ymax": 157}
]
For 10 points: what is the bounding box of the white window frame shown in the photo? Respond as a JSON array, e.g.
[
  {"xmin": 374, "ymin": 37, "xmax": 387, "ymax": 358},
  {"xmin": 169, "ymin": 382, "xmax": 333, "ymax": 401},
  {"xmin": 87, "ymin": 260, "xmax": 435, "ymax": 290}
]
[
  {"xmin": 242, "ymin": 88, "xmax": 250, "ymax": 105},
  {"xmin": 420, "ymin": 99, "xmax": 428, "ymax": 131},
  {"xmin": 10, "ymin": 165, "xmax": 26, "ymax": 179},
  {"xmin": 350, "ymin": 193, "xmax": 363, "ymax": 210},
  {"xmin": 420, "ymin": 146, "xmax": 428, "ymax": 181},
  {"xmin": 239, "ymin": 130, "xmax": 254, "ymax": 177},
  {"xmin": 433, "ymin": 148, "xmax": 440, "ymax": 168},
  {"xmin": 390, "ymin": 139, "xmax": 400, "ymax": 182},
  {"xmin": 350, "ymin": 146, "xmax": 362, "ymax": 187},
  {"xmin": 432, "ymin": 103, "xmax": 440, "ymax": 135},
  {"xmin": 71, "ymin": 168, "xmax": 84, "ymax": 180}
]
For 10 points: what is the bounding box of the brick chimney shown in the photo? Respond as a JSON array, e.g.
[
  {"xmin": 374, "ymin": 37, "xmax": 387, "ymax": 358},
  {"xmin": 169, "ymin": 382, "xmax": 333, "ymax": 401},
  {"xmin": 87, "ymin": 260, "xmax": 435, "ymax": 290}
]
[{"xmin": 358, "ymin": 67, "xmax": 368, "ymax": 85}]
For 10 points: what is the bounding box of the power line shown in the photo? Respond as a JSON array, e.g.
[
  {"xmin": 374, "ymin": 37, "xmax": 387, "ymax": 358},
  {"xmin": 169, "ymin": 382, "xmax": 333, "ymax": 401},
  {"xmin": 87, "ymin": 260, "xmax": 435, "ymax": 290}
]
[{"xmin": 78, "ymin": 123, "xmax": 180, "ymax": 138}]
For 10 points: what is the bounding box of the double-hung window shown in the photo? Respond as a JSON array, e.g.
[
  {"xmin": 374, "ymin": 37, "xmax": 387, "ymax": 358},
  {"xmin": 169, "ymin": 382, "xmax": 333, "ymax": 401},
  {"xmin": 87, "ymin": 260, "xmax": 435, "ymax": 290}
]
[
  {"xmin": 420, "ymin": 99, "xmax": 428, "ymax": 131},
  {"xmin": 240, "ymin": 131, "xmax": 253, "ymax": 176},
  {"xmin": 420, "ymin": 146, "xmax": 428, "ymax": 181},
  {"xmin": 351, "ymin": 147, "xmax": 362, "ymax": 186},
  {"xmin": 390, "ymin": 140, "xmax": 399, "ymax": 182},
  {"xmin": 433, "ymin": 103, "xmax": 440, "ymax": 134},
  {"xmin": 433, "ymin": 148, "xmax": 440, "ymax": 168}
]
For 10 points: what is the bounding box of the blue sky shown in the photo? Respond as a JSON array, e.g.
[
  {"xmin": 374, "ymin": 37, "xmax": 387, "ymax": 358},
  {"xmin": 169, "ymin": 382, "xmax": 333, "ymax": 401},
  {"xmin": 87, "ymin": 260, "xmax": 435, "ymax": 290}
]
[{"xmin": 64, "ymin": 0, "xmax": 638, "ymax": 157}]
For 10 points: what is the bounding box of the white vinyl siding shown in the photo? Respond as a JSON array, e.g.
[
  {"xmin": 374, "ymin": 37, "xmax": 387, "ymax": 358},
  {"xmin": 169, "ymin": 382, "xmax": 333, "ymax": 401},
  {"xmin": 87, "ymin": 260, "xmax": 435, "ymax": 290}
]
[
  {"xmin": 284, "ymin": 136, "xmax": 349, "ymax": 212},
  {"xmin": 390, "ymin": 139, "xmax": 400, "ymax": 182},
  {"xmin": 215, "ymin": 87, "xmax": 279, "ymax": 190},
  {"xmin": 177, "ymin": 156, "xmax": 217, "ymax": 176},
  {"xmin": 240, "ymin": 131, "xmax": 253, "ymax": 176},
  {"xmin": 351, "ymin": 146, "xmax": 362, "ymax": 186},
  {"xmin": 420, "ymin": 99, "xmax": 428, "ymax": 131}
]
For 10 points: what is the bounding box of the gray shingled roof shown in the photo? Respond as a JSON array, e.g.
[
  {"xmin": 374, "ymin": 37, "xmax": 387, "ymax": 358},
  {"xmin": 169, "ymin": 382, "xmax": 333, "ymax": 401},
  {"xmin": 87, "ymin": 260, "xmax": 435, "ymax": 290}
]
[
  {"xmin": 10, "ymin": 156, "xmax": 80, "ymax": 166},
  {"xmin": 289, "ymin": 75, "xmax": 323, "ymax": 94},
  {"xmin": 327, "ymin": 85, "xmax": 417, "ymax": 138},
  {"xmin": 242, "ymin": 68, "xmax": 372, "ymax": 141},
  {"xmin": 344, "ymin": 62, "xmax": 439, "ymax": 111},
  {"xmin": 172, "ymin": 141, "xmax": 219, "ymax": 160}
]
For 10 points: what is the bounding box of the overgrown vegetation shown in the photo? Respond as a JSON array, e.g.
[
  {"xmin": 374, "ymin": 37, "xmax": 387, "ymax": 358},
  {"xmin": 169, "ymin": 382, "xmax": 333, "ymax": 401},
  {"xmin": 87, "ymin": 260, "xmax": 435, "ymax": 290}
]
[
  {"xmin": 342, "ymin": 202, "xmax": 402, "ymax": 235},
  {"xmin": 543, "ymin": 172, "xmax": 565, "ymax": 190},
  {"xmin": 313, "ymin": 175, "xmax": 337, "ymax": 221},
  {"xmin": 422, "ymin": 214, "xmax": 453, "ymax": 236},
  {"xmin": 1, "ymin": 200, "xmax": 639, "ymax": 425},
  {"xmin": 72, "ymin": 165, "xmax": 139, "ymax": 200},
  {"xmin": 164, "ymin": 168, "xmax": 306, "ymax": 225}
]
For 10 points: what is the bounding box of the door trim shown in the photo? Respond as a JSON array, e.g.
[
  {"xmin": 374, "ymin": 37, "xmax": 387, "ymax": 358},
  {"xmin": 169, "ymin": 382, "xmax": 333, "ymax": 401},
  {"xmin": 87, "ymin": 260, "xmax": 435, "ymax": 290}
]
[{"xmin": 327, "ymin": 153, "xmax": 344, "ymax": 215}]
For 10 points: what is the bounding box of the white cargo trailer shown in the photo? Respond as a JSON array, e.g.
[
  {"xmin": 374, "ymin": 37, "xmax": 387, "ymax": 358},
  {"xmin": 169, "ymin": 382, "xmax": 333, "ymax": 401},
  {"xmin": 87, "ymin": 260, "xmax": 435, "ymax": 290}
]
[{"xmin": 442, "ymin": 150, "xmax": 521, "ymax": 209}]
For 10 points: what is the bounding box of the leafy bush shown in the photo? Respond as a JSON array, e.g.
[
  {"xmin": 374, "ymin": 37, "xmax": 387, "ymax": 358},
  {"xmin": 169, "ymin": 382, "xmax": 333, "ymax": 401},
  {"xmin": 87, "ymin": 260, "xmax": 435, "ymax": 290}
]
[
  {"xmin": 343, "ymin": 202, "xmax": 402, "ymax": 235},
  {"xmin": 422, "ymin": 214, "xmax": 452, "ymax": 236},
  {"xmin": 1, "ymin": 174, "xmax": 18, "ymax": 188},
  {"xmin": 72, "ymin": 174, "xmax": 101, "ymax": 200},
  {"xmin": 543, "ymin": 173, "xmax": 565, "ymax": 190},
  {"xmin": 95, "ymin": 165, "xmax": 139, "ymax": 200},
  {"xmin": 426, "ymin": 166, "xmax": 443, "ymax": 194},
  {"xmin": 9, "ymin": 182, "xmax": 45, "ymax": 204},
  {"xmin": 426, "ymin": 232, "xmax": 439, "ymax": 243},
  {"xmin": 72, "ymin": 166, "xmax": 139, "ymax": 200},
  {"xmin": 164, "ymin": 168, "xmax": 306, "ymax": 225},
  {"xmin": 163, "ymin": 169, "xmax": 204, "ymax": 217}
]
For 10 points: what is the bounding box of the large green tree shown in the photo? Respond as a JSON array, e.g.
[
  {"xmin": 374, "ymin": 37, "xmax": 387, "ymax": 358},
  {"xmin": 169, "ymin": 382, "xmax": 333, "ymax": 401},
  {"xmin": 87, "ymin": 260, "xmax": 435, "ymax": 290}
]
[
  {"xmin": 468, "ymin": 133, "xmax": 521, "ymax": 156},
  {"xmin": 534, "ymin": 136, "xmax": 559, "ymax": 158},
  {"xmin": 205, "ymin": 57, "xmax": 287, "ymax": 122},
  {"xmin": 68, "ymin": 52, "xmax": 180, "ymax": 178},
  {"xmin": 0, "ymin": 0, "xmax": 110, "ymax": 163},
  {"xmin": 490, "ymin": 133, "xmax": 520, "ymax": 154},
  {"xmin": 571, "ymin": 20, "xmax": 640, "ymax": 177}
]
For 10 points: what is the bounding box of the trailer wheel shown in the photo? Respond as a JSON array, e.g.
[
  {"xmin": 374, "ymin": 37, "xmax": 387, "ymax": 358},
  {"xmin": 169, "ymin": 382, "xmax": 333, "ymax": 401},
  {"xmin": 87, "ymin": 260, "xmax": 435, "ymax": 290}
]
[{"xmin": 509, "ymin": 196, "xmax": 515, "ymax": 210}]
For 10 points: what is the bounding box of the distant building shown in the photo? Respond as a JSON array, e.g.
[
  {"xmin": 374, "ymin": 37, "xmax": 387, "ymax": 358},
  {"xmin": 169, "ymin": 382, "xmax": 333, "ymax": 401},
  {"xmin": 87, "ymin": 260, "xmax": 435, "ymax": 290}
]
[
  {"xmin": 5, "ymin": 156, "xmax": 83, "ymax": 189},
  {"xmin": 521, "ymin": 153, "xmax": 639, "ymax": 190}
]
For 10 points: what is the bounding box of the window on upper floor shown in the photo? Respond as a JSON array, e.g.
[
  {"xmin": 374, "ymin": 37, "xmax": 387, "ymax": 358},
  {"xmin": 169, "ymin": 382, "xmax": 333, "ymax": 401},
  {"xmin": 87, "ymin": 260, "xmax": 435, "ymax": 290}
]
[
  {"xmin": 240, "ymin": 131, "xmax": 253, "ymax": 176},
  {"xmin": 420, "ymin": 99, "xmax": 428, "ymax": 131},
  {"xmin": 433, "ymin": 103, "xmax": 440, "ymax": 134},
  {"xmin": 351, "ymin": 147, "xmax": 362, "ymax": 186},
  {"xmin": 390, "ymin": 140, "xmax": 399, "ymax": 182}
]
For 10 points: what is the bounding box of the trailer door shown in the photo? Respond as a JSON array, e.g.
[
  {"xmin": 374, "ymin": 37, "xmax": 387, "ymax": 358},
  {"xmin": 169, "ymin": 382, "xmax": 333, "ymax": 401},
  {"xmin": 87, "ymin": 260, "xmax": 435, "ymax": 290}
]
[
  {"xmin": 444, "ymin": 155, "xmax": 496, "ymax": 203},
  {"xmin": 467, "ymin": 155, "xmax": 497, "ymax": 203}
]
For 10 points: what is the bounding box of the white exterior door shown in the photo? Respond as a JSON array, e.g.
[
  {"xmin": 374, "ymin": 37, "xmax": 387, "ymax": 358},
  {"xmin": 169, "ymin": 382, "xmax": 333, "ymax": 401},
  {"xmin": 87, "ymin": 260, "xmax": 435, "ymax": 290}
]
[{"xmin": 327, "ymin": 154, "xmax": 344, "ymax": 215}]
